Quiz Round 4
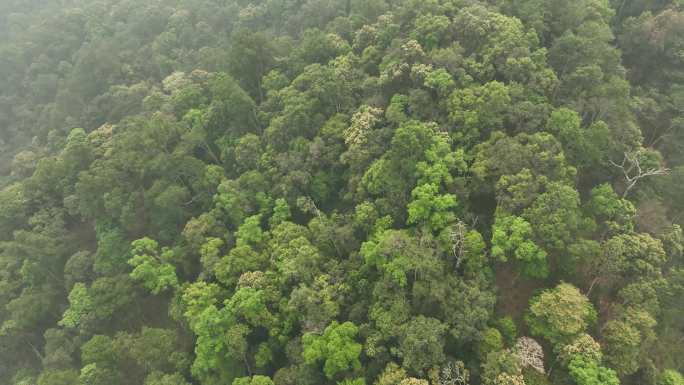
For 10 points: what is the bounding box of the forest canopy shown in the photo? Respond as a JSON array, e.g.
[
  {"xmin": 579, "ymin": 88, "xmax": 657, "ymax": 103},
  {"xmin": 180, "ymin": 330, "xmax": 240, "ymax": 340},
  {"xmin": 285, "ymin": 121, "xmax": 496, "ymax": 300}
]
[{"xmin": 1, "ymin": 0, "xmax": 684, "ymax": 385}]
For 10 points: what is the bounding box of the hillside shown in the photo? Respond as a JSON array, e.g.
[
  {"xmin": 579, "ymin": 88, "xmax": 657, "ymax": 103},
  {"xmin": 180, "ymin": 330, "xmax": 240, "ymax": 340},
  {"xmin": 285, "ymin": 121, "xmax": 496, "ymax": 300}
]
[{"xmin": 1, "ymin": 1, "xmax": 684, "ymax": 385}]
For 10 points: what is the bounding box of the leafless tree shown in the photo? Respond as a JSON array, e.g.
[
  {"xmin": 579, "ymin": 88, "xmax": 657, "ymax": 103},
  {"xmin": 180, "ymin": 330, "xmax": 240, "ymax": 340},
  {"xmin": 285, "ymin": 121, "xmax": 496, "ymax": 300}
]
[
  {"xmin": 448, "ymin": 221, "xmax": 468, "ymax": 268},
  {"xmin": 610, "ymin": 151, "xmax": 669, "ymax": 198}
]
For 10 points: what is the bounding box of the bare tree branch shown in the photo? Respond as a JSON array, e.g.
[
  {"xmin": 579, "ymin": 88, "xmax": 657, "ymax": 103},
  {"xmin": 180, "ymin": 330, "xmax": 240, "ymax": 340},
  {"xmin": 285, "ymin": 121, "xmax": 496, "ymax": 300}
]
[
  {"xmin": 610, "ymin": 151, "xmax": 669, "ymax": 197},
  {"xmin": 448, "ymin": 221, "xmax": 467, "ymax": 268}
]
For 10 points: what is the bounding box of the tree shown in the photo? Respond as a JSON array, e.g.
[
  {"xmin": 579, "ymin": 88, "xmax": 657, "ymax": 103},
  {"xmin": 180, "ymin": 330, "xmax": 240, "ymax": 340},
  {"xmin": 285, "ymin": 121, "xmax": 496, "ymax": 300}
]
[
  {"xmin": 88, "ymin": 275, "xmax": 136, "ymax": 327},
  {"xmin": 375, "ymin": 362, "xmax": 408, "ymax": 385},
  {"xmin": 274, "ymin": 235, "xmax": 323, "ymax": 285},
  {"xmin": 416, "ymin": 274, "xmax": 497, "ymax": 345},
  {"xmin": 472, "ymin": 131, "xmax": 576, "ymax": 189},
  {"xmin": 438, "ymin": 361, "xmax": 470, "ymax": 385},
  {"xmin": 36, "ymin": 369, "xmax": 79, "ymax": 385},
  {"xmin": 610, "ymin": 150, "xmax": 670, "ymax": 197},
  {"xmin": 491, "ymin": 214, "xmax": 548, "ymax": 278},
  {"xmin": 514, "ymin": 337, "xmax": 545, "ymax": 374},
  {"xmin": 81, "ymin": 335, "xmax": 118, "ymax": 369},
  {"xmin": 397, "ymin": 316, "xmax": 448, "ymax": 374},
  {"xmin": 228, "ymin": 30, "xmax": 277, "ymax": 102},
  {"xmin": 199, "ymin": 237, "xmax": 224, "ymax": 278},
  {"xmin": 359, "ymin": 120, "xmax": 440, "ymax": 208},
  {"xmin": 567, "ymin": 356, "xmax": 619, "ymax": 385},
  {"xmin": 477, "ymin": 328, "xmax": 504, "ymax": 360},
  {"xmin": 270, "ymin": 198, "xmax": 291, "ymax": 227},
  {"xmin": 287, "ymin": 274, "xmax": 343, "ymax": 333},
  {"xmin": 526, "ymin": 283, "xmax": 596, "ymax": 346},
  {"xmin": 302, "ymin": 321, "xmax": 362, "ymax": 379},
  {"xmin": 438, "ymin": 224, "xmax": 488, "ymax": 278},
  {"xmin": 232, "ymin": 375, "xmax": 275, "ymax": 385},
  {"xmin": 424, "ymin": 68, "xmax": 455, "ymax": 97},
  {"xmin": 602, "ymin": 232, "xmax": 667, "ymax": 280},
  {"xmin": 128, "ymin": 238, "xmax": 179, "ymax": 295},
  {"xmin": 235, "ymin": 215, "xmax": 266, "ymax": 248},
  {"xmin": 1, "ymin": 1, "xmax": 683, "ymax": 384},
  {"xmin": 481, "ymin": 350, "xmax": 523, "ymax": 385},
  {"xmin": 660, "ymin": 370, "xmax": 684, "ymax": 385},
  {"xmin": 225, "ymin": 287, "xmax": 274, "ymax": 328},
  {"xmin": 545, "ymin": 107, "xmax": 610, "ymax": 172},
  {"xmin": 144, "ymin": 372, "xmax": 191, "ymax": 385},
  {"xmin": 585, "ymin": 183, "xmax": 635, "ymax": 236},
  {"xmin": 79, "ymin": 335, "xmax": 123, "ymax": 385},
  {"xmin": 557, "ymin": 334, "xmax": 603, "ymax": 366},
  {"xmin": 602, "ymin": 308, "xmax": 657, "ymax": 376},
  {"xmin": 368, "ymin": 282, "xmax": 412, "ymax": 346},
  {"xmin": 495, "ymin": 169, "xmax": 546, "ymax": 213},
  {"xmin": 452, "ymin": 4, "xmax": 543, "ymax": 84},
  {"xmin": 189, "ymin": 304, "xmax": 243, "ymax": 384},
  {"xmin": 59, "ymin": 283, "xmax": 93, "ymax": 329},
  {"xmin": 215, "ymin": 245, "xmax": 267, "ymax": 287},
  {"xmin": 92, "ymin": 224, "xmax": 129, "ymax": 276},
  {"xmin": 204, "ymin": 73, "xmax": 257, "ymax": 139},
  {"xmin": 523, "ymin": 183, "xmax": 589, "ymax": 251},
  {"xmin": 78, "ymin": 363, "xmax": 120, "ymax": 385},
  {"xmin": 344, "ymin": 105, "xmax": 384, "ymax": 149},
  {"xmin": 406, "ymin": 184, "xmax": 457, "ymax": 232},
  {"xmin": 42, "ymin": 328, "xmax": 77, "ymax": 370},
  {"xmin": 619, "ymin": 9, "xmax": 684, "ymax": 85},
  {"xmin": 123, "ymin": 327, "xmax": 179, "ymax": 372},
  {"xmin": 399, "ymin": 379, "xmax": 429, "ymax": 385},
  {"xmin": 338, "ymin": 378, "xmax": 366, "ymax": 385},
  {"xmin": 448, "ymin": 82, "xmax": 511, "ymax": 145},
  {"xmin": 0, "ymin": 183, "xmax": 27, "ymax": 240},
  {"xmin": 411, "ymin": 14, "xmax": 451, "ymax": 51},
  {"xmin": 415, "ymin": 135, "xmax": 467, "ymax": 188},
  {"xmin": 361, "ymin": 229, "xmax": 442, "ymax": 288}
]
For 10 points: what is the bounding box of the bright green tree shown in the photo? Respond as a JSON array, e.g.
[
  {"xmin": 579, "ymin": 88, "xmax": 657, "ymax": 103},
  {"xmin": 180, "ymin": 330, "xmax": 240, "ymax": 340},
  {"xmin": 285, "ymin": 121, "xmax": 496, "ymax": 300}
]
[
  {"xmin": 59, "ymin": 283, "xmax": 93, "ymax": 328},
  {"xmin": 407, "ymin": 183, "xmax": 457, "ymax": 232},
  {"xmin": 660, "ymin": 370, "xmax": 684, "ymax": 385},
  {"xmin": 567, "ymin": 356, "xmax": 619, "ymax": 385},
  {"xmin": 302, "ymin": 321, "xmax": 362, "ymax": 379},
  {"xmin": 491, "ymin": 214, "xmax": 548, "ymax": 278},
  {"xmin": 128, "ymin": 238, "xmax": 179, "ymax": 295}
]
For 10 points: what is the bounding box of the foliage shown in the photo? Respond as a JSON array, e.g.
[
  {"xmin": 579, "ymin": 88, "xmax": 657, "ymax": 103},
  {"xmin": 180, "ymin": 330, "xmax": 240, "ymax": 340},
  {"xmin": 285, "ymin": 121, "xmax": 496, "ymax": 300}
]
[
  {"xmin": 302, "ymin": 321, "xmax": 362, "ymax": 379},
  {"xmin": 128, "ymin": 238, "xmax": 179, "ymax": 295},
  {"xmin": 526, "ymin": 283, "xmax": 596, "ymax": 346},
  {"xmin": 232, "ymin": 376, "xmax": 275, "ymax": 385},
  {"xmin": 660, "ymin": 370, "xmax": 684, "ymax": 385},
  {"xmin": 397, "ymin": 316, "xmax": 448, "ymax": 374},
  {"xmin": 0, "ymin": 1, "xmax": 681, "ymax": 385},
  {"xmin": 491, "ymin": 214, "xmax": 548, "ymax": 278},
  {"xmin": 59, "ymin": 283, "xmax": 93, "ymax": 328},
  {"xmin": 406, "ymin": 184, "xmax": 457, "ymax": 232},
  {"xmin": 567, "ymin": 356, "xmax": 620, "ymax": 385}
]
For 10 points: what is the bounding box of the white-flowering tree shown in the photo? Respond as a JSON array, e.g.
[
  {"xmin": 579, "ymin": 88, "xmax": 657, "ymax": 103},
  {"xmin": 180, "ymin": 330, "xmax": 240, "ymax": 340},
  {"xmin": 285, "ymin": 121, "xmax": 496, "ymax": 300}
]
[
  {"xmin": 514, "ymin": 337, "xmax": 545, "ymax": 374},
  {"xmin": 439, "ymin": 361, "xmax": 470, "ymax": 385}
]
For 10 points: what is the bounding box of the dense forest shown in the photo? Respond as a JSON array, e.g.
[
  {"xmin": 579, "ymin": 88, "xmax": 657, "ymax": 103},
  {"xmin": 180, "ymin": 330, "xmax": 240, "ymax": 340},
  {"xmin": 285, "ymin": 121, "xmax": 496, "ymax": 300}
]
[{"xmin": 1, "ymin": 0, "xmax": 684, "ymax": 384}]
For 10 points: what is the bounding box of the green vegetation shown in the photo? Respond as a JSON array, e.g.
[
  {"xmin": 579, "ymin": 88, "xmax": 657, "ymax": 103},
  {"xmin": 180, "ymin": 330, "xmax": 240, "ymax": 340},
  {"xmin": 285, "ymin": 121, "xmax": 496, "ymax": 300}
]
[{"xmin": 1, "ymin": 0, "xmax": 683, "ymax": 385}]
